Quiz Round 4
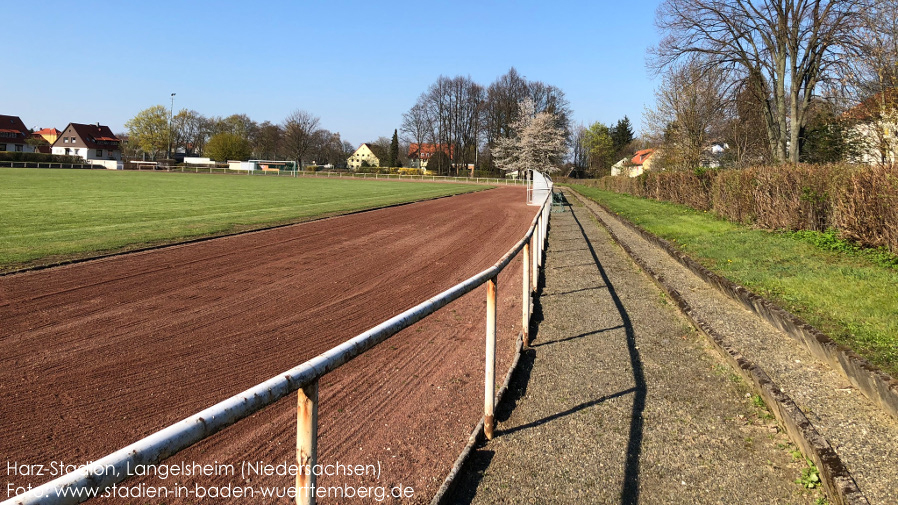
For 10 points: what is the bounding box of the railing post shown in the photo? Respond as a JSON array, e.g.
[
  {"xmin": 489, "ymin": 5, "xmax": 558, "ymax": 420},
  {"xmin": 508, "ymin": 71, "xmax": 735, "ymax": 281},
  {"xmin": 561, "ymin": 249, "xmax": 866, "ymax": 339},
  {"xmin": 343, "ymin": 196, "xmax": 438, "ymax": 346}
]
[
  {"xmin": 531, "ymin": 231, "xmax": 538, "ymax": 292},
  {"xmin": 484, "ymin": 275, "xmax": 498, "ymax": 440},
  {"xmin": 296, "ymin": 380, "xmax": 319, "ymax": 505},
  {"xmin": 522, "ymin": 242, "xmax": 531, "ymax": 347}
]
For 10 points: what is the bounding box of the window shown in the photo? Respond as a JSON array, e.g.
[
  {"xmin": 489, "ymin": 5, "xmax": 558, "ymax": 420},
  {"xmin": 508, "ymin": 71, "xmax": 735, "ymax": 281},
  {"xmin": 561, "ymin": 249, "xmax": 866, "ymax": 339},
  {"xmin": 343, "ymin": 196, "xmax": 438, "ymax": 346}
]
[
  {"xmin": 64, "ymin": 148, "xmax": 70, "ymax": 155},
  {"xmin": 0, "ymin": 144, "xmax": 6, "ymax": 151},
  {"xmin": 16, "ymin": 144, "xmax": 23, "ymax": 152},
  {"xmin": 97, "ymin": 149, "xmax": 103, "ymax": 157},
  {"xmin": 64, "ymin": 137, "xmax": 69, "ymax": 143}
]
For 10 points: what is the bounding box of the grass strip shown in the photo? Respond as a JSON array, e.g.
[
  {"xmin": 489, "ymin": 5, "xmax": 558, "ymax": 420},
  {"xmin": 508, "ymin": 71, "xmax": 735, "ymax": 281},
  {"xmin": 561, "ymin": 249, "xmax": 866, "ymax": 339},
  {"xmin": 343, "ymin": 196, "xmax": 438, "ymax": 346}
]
[
  {"xmin": 570, "ymin": 184, "xmax": 898, "ymax": 378},
  {"xmin": 0, "ymin": 168, "xmax": 486, "ymax": 271}
]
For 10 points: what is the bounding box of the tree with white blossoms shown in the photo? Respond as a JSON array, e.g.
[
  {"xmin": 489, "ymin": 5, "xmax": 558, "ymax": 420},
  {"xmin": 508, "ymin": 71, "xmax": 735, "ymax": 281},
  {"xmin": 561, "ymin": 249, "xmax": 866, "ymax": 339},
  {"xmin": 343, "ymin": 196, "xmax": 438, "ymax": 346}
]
[{"xmin": 493, "ymin": 98, "xmax": 567, "ymax": 175}]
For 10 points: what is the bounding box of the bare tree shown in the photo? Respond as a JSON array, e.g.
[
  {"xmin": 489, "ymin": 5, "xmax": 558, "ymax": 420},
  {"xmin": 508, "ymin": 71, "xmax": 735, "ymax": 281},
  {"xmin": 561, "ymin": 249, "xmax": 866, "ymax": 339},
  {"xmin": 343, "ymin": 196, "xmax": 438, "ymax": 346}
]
[
  {"xmin": 644, "ymin": 57, "xmax": 730, "ymax": 169},
  {"xmin": 652, "ymin": 0, "xmax": 867, "ymax": 163},
  {"xmin": 171, "ymin": 109, "xmax": 208, "ymax": 156},
  {"xmin": 401, "ymin": 102, "xmax": 432, "ymax": 167},
  {"xmin": 283, "ymin": 110, "xmax": 321, "ymax": 166},
  {"xmin": 837, "ymin": 0, "xmax": 898, "ymax": 164},
  {"xmin": 254, "ymin": 121, "xmax": 283, "ymax": 159}
]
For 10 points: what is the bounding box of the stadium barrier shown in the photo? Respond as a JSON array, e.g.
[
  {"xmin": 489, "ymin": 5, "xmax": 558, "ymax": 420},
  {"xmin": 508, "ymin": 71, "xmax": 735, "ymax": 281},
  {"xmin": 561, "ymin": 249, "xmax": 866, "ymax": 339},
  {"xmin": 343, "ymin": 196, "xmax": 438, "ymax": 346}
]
[{"xmin": 4, "ymin": 180, "xmax": 552, "ymax": 505}]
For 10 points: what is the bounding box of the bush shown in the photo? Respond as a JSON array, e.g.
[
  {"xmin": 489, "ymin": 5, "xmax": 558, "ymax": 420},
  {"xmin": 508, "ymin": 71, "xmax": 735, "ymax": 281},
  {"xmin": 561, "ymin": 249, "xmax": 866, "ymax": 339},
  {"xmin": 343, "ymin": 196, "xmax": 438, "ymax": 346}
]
[
  {"xmin": 0, "ymin": 152, "xmax": 85, "ymax": 163},
  {"xmin": 592, "ymin": 164, "xmax": 898, "ymax": 253}
]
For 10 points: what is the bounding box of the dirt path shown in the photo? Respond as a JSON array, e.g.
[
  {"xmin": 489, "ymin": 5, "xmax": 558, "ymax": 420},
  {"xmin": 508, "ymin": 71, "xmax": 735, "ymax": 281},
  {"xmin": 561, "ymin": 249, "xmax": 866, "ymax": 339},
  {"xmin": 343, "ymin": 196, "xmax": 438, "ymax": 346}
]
[
  {"xmin": 1, "ymin": 187, "xmax": 534, "ymax": 503},
  {"xmin": 452, "ymin": 197, "xmax": 824, "ymax": 504}
]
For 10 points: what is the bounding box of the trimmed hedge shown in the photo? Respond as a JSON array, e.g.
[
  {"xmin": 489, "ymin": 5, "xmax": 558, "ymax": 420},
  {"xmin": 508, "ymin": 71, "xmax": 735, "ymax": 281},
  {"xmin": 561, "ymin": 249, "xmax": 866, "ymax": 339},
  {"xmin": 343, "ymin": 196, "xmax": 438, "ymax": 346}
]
[
  {"xmin": 581, "ymin": 164, "xmax": 898, "ymax": 254},
  {"xmin": 0, "ymin": 151, "xmax": 85, "ymax": 163}
]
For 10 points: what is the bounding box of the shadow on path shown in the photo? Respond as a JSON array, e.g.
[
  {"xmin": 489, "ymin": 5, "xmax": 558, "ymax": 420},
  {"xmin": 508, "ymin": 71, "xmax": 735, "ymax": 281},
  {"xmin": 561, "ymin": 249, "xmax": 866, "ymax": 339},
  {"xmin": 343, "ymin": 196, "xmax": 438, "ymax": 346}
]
[
  {"xmin": 530, "ymin": 325, "xmax": 625, "ymax": 348},
  {"xmin": 569, "ymin": 205, "xmax": 647, "ymax": 505}
]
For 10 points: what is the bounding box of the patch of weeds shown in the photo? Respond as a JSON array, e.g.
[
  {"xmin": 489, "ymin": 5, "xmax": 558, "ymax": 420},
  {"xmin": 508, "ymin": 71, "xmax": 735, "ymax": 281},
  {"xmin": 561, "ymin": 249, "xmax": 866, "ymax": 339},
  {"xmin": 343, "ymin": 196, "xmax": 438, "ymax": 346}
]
[
  {"xmin": 786, "ymin": 229, "xmax": 898, "ymax": 270},
  {"xmin": 729, "ymin": 372, "xmax": 743, "ymax": 384},
  {"xmin": 751, "ymin": 394, "xmax": 766, "ymax": 409},
  {"xmin": 796, "ymin": 458, "xmax": 821, "ymax": 489},
  {"xmin": 814, "ymin": 497, "xmax": 829, "ymax": 505}
]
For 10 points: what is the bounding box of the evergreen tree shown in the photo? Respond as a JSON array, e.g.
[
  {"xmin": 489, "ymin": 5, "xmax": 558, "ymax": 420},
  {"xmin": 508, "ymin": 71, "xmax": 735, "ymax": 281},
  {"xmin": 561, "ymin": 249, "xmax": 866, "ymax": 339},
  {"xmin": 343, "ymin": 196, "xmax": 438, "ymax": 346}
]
[
  {"xmin": 389, "ymin": 129, "xmax": 400, "ymax": 167},
  {"xmin": 611, "ymin": 116, "xmax": 635, "ymax": 157}
]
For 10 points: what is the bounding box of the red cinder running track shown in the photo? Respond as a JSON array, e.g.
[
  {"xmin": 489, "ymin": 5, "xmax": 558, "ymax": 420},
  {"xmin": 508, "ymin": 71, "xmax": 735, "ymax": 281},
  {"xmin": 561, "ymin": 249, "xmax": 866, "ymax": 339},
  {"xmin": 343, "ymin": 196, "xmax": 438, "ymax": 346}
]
[{"xmin": 0, "ymin": 186, "xmax": 536, "ymax": 503}]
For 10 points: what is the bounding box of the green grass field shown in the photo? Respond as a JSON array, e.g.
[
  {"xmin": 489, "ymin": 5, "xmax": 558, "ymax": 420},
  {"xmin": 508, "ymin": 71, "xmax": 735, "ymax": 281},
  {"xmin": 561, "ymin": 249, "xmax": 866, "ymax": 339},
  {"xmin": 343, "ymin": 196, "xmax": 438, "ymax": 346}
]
[
  {"xmin": 0, "ymin": 168, "xmax": 486, "ymax": 271},
  {"xmin": 571, "ymin": 185, "xmax": 898, "ymax": 378}
]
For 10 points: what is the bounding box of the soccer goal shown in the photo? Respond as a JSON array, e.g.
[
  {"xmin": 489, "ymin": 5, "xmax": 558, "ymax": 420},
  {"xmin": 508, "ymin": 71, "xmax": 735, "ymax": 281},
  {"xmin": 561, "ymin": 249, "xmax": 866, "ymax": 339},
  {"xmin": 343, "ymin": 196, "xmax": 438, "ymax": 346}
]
[{"xmin": 248, "ymin": 160, "xmax": 298, "ymax": 175}]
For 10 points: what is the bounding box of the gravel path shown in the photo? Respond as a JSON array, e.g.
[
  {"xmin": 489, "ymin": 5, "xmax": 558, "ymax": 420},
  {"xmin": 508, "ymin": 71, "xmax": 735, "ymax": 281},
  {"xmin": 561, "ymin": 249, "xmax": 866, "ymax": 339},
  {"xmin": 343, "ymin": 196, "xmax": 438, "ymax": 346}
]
[
  {"xmin": 451, "ymin": 198, "xmax": 822, "ymax": 504},
  {"xmin": 571, "ymin": 191, "xmax": 898, "ymax": 505}
]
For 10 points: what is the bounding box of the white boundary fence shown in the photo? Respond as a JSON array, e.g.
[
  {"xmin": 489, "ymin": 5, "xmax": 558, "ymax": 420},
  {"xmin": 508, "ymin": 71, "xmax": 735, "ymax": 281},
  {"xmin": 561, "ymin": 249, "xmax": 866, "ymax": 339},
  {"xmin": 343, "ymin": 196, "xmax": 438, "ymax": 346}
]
[{"xmin": 4, "ymin": 183, "xmax": 553, "ymax": 505}]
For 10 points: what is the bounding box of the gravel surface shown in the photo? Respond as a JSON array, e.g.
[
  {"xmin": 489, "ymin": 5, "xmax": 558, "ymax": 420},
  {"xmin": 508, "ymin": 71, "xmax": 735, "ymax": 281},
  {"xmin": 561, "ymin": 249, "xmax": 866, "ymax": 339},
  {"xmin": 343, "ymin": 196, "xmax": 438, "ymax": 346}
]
[
  {"xmin": 451, "ymin": 199, "xmax": 821, "ymax": 504},
  {"xmin": 572, "ymin": 192, "xmax": 898, "ymax": 505}
]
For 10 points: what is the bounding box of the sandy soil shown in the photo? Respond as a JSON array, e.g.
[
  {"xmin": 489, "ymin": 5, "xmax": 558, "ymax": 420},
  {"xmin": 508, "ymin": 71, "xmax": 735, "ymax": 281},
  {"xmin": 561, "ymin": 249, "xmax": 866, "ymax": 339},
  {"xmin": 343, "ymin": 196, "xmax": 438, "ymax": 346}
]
[{"xmin": 0, "ymin": 186, "xmax": 535, "ymax": 503}]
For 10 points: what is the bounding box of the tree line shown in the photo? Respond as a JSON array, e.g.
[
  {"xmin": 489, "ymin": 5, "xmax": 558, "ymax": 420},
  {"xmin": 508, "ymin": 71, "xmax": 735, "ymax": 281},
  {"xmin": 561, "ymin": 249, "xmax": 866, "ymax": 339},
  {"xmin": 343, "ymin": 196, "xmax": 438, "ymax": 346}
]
[
  {"xmin": 642, "ymin": 0, "xmax": 898, "ymax": 170},
  {"xmin": 124, "ymin": 107, "xmax": 354, "ymax": 166},
  {"xmin": 400, "ymin": 68, "xmax": 573, "ymax": 175}
]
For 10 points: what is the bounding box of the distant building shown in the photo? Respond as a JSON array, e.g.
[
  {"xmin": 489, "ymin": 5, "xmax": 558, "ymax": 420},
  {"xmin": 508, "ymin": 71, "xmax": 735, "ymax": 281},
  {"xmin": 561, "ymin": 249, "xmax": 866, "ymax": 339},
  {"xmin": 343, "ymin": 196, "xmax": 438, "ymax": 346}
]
[
  {"xmin": 33, "ymin": 127, "xmax": 61, "ymax": 144},
  {"xmin": 51, "ymin": 123, "xmax": 122, "ymax": 162},
  {"xmin": 612, "ymin": 148, "xmax": 657, "ymax": 177},
  {"xmin": 0, "ymin": 115, "xmax": 35, "ymax": 153},
  {"xmin": 347, "ymin": 143, "xmax": 387, "ymax": 170},
  {"xmin": 408, "ymin": 143, "xmax": 454, "ymax": 169},
  {"xmin": 842, "ymin": 88, "xmax": 898, "ymax": 165},
  {"xmin": 29, "ymin": 127, "xmax": 60, "ymax": 153}
]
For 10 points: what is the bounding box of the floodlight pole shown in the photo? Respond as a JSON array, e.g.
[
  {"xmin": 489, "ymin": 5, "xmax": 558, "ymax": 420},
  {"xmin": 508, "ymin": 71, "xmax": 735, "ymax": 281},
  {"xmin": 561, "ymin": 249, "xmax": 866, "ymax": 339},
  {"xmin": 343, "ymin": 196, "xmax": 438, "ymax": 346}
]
[{"xmin": 168, "ymin": 93, "xmax": 176, "ymax": 161}]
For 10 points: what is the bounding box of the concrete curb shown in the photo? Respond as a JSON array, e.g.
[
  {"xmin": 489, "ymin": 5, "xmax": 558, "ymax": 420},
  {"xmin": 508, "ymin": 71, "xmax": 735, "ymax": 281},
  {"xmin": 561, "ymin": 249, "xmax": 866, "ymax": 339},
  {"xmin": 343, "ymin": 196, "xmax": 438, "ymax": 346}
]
[
  {"xmin": 568, "ymin": 189, "xmax": 869, "ymax": 505},
  {"xmin": 430, "ymin": 333, "xmax": 526, "ymax": 505}
]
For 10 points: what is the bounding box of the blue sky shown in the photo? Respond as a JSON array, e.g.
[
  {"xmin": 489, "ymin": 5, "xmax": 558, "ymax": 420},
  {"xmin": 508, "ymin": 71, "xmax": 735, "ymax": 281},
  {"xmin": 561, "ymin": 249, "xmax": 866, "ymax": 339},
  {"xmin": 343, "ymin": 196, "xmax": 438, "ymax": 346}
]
[{"xmin": 4, "ymin": 0, "xmax": 663, "ymax": 146}]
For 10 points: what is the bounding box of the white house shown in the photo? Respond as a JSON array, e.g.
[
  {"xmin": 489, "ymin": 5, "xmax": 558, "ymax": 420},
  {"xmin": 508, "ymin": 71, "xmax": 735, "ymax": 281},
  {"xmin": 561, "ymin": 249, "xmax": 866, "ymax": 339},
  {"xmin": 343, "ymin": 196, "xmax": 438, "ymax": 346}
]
[
  {"xmin": 611, "ymin": 149, "xmax": 657, "ymax": 177},
  {"xmin": 51, "ymin": 123, "xmax": 122, "ymax": 163},
  {"xmin": 347, "ymin": 143, "xmax": 386, "ymax": 170},
  {"xmin": 0, "ymin": 115, "xmax": 36, "ymax": 153}
]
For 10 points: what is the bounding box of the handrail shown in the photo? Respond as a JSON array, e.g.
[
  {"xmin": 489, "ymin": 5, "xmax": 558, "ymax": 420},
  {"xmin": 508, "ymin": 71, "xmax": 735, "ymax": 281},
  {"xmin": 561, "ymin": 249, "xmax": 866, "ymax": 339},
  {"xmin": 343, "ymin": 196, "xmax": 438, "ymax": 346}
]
[{"xmin": 5, "ymin": 185, "xmax": 553, "ymax": 505}]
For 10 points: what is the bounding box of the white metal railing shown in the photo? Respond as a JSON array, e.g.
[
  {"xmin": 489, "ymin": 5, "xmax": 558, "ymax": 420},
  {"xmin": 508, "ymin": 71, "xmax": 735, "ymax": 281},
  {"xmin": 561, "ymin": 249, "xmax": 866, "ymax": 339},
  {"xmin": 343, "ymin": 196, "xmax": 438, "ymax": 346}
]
[{"xmin": 4, "ymin": 188, "xmax": 552, "ymax": 505}]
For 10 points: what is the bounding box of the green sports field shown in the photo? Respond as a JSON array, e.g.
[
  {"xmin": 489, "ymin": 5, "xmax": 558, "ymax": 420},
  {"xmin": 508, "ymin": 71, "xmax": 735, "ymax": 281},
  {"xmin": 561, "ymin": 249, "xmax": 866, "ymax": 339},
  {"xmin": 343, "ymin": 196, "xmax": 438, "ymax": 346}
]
[{"xmin": 0, "ymin": 168, "xmax": 485, "ymax": 271}]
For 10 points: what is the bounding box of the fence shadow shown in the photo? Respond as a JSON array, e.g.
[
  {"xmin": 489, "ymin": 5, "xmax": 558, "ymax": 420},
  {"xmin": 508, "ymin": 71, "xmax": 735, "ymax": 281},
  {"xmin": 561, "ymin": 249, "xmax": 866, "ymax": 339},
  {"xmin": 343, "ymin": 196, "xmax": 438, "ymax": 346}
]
[{"xmin": 569, "ymin": 205, "xmax": 647, "ymax": 505}]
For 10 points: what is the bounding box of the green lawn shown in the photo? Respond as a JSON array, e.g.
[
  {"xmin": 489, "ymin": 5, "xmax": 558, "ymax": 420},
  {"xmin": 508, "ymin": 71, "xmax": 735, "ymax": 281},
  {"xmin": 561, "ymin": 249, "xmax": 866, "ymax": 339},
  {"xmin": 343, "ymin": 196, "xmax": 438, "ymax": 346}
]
[
  {"xmin": 0, "ymin": 169, "xmax": 485, "ymax": 271},
  {"xmin": 571, "ymin": 185, "xmax": 898, "ymax": 378}
]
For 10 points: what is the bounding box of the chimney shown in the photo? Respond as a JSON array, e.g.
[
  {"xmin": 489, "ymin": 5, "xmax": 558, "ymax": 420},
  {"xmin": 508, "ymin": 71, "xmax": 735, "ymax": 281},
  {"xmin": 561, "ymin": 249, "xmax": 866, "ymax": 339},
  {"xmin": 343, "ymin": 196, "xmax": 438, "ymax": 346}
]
[{"xmin": 97, "ymin": 122, "xmax": 101, "ymax": 127}]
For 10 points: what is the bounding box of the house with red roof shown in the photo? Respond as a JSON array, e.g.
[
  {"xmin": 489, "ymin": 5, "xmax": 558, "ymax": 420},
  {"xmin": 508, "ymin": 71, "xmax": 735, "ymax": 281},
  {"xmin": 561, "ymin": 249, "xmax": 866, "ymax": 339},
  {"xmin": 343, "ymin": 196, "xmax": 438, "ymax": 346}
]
[
  {"xmin": 33, "ymin": 127, "xmax": 61, "ymax": 145},
  {"xmin": 408, "ymin": 143, "xmax": 454, "ymax": 169},
  {"xmin": 611, "ymin": 148, "xmax": 658, "ymax": 177},
  {"xmin": 842, "ymin": 88, "xmax": 898, "ymax": 165},
  {"xmin": 51, "ymin": 123, "xmax": 122, "ymax": 162},
  {"xmin": 0, "ymin": 115, "xmax": 36, "ymax": 153}
]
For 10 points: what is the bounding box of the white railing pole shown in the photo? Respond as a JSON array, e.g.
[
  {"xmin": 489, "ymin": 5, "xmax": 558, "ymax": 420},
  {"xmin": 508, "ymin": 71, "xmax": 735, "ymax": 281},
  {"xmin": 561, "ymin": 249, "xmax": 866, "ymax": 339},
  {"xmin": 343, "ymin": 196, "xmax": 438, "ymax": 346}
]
[
  {"xmin": 296, "ymin": 380, "xmax": 318, "ymax": 505},
  {"xmin": 522, "ymin": 242, "xmax": 531, "ymax": 347},
  {"xmin": 531, "ymin": 229, "xmax": 538, "ymax": 292},
  {"xmin": 484, "ymin": 275, "xmax": 498, "ymax": 440}
]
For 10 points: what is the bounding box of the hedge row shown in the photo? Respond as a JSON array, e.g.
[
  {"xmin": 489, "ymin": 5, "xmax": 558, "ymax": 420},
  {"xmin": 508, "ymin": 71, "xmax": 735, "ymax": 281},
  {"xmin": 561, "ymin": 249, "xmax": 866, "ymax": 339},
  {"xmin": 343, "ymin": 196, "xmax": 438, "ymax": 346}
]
[
  {"xmin": 0, "ymin": 152, "xmax": 85, "ymax": 163},
  {"xmin": 581, "ymin": 164, "xmax": 898, "ymax": 253}
]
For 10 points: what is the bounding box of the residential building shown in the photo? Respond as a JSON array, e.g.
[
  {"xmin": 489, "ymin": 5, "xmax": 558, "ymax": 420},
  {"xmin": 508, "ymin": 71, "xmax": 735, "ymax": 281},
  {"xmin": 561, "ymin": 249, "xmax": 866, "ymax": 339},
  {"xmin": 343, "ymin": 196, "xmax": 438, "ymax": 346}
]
[
  {"xmin": 33, "ymin": 127, "xmax": 60, "ymax": 144},
  {"xmin": 0, "ymin": 115, "xmax": 35, "ymax": 153},
  {"xmin": 408, "ymin": 143, "xmax": 454, "ymax": 169},
  {"xmin": 842, "ymin": 89, "xmax": 898, "ymax": 165},
  {"xmin": 29, "ymin": 127, "xmax": 60, "ymax": 153},
  {"xmin": 347, "ymin": 143, "xmax": 387, "ymax": 170},
  {"xmin": 612, "ymin": 148, "xmax": 657, "ymax": 177},
  {"xmin": 51, "ymin": 123, "xmax": 122, "ymax": 162}
]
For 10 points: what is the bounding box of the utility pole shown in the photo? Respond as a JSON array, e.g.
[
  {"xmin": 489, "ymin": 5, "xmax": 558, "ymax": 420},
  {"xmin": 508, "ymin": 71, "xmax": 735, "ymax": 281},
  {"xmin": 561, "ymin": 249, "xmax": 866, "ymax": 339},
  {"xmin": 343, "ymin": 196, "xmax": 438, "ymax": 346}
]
[{"xmin": 167, "ymin": 92, "xmax": 176, "ymax": 161}]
